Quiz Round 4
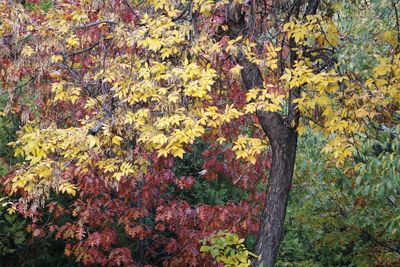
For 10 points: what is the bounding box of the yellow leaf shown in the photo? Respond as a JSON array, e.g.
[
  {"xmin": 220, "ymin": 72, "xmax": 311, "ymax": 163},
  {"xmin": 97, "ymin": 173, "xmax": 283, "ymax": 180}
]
[
  {"xmin": 244, "ymin": 103, "xmax": 257, "ymax": 114},
  {"xmin": 246, "ymin": 89, "xmax": 259, "ymax": 102},
  {"xmin": 216, "ymin": 137, "xmax": 226, "ymax": 144},
  {"xmin": 157, "ymin": 148, "xmax": 169, "ymax": 158},
  {"xmin": 7, "ymin": 206, "xmax": 16, "ymax": 215},
  {"xmin": 373, "ymin": 63, "xmax": 391, "ymax": 76},
  {"xmin": 151, "ymin": 134, "xmax": 168, "ymax": 145},
  {"xmin": 51, "ymin": 54, "xmax": 63, "ymax": 63},
  {"xmin": 105, "ymin": 33, "xmax": 113, "ymax": 40},
  {"xmin": 326, "ymin": 21, "xmax": 338, "ymax": 46},
  {"xmin": 382, "ymin": 31, "xmax": 398, "ymax": 46},
  {"xmin": 172, "ymin": 147, "xmax": 185, "ymax": 159},
  {"xmin": 67, "ymin": 36, "xmax": 79, "ymax": 47},
  {"xmin": 112, "ymin": 135, "xmax": 123, "ymax": 146},
  {"xmin": 21, "ymin": 45, "xmax": 34, "ymax": 57},
  {"xmin": 87, "ymin": 135, "xmax": 98, "ymax": 149},
  {"xmin": 297, "ymin": 125, "xmax": 307, "ymax": 135},
  {"xmin": 230, "ymin": 64, "xmax": 243, "ymax": 77},
  {"xmin": 113, "ymin": 172, "xmax": 124, "ymax": 181},
  {"xmin": 59, "ymin": 182, "xmax": 77, "ymax": 197},
  {"xmin": 355, "ymin": 108, "xmax": 369, "ymax": 118}
]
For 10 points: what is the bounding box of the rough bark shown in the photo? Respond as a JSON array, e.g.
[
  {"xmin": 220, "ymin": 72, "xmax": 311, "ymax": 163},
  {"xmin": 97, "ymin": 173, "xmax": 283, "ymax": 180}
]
[{"xmin": 252, "ymin": 117, "xmax": 297, "ymax": 267}]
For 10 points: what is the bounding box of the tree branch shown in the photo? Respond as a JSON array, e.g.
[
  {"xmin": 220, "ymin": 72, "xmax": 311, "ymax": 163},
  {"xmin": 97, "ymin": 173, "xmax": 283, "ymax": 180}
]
[
  {"xmin": 76, "ymin": 20, "xmax": 116, "ymax": 29},
  {"xmin": 1, "ymin": 75, "xmax": 37, "ymax": 96},
  {"xmin": 68, "ymin": 41, "xmax": 100, "ymax": 57},
  {"xmin": 288, "ymin": 0, "xmax": 320, "ymax": 128},
  {"xmin": 304, "ymin": 0, "xmax": 320, "ymax": 17},
  {"xmin": 361, "ymin": 228, "xmax": 400, "ymax": 254},
  {"xmin": 393, "ymin": 1, "xmax": 400, "ymax": 49}
]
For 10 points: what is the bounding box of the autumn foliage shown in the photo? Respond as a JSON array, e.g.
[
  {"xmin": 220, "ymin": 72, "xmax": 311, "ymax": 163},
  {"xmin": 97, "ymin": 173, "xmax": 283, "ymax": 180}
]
[{"xmin": 0, "ymin": 0, "xmax": 399, "ymax": 266}]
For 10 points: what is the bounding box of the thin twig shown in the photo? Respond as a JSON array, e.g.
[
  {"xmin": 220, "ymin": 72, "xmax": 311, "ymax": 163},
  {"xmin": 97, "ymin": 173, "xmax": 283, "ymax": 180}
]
[
  {"xmin": 68, "ymin": 41, "xmax": 100, "ymax": 57},
  {"xmin": 360, "ymin": 228, "xmax": 400, "ymax": 254},
  {"xmin": 1, "ymin": 75, "xmax": 37, "ymax": 96},
  {"xmin": 76, "ymin": 20, "xmax": 116, "ymax": 30}
]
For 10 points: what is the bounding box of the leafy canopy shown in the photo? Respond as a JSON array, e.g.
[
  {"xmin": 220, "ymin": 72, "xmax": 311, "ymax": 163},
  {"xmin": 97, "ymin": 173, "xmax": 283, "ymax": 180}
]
[{"xmin": 0, "ymin": 0, "xmax": 399, "ymax": 265}]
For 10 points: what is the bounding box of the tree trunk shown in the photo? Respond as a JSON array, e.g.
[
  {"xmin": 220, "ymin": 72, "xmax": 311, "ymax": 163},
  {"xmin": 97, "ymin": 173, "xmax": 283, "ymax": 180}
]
[
  {"xmin": 224, "ymin": 1, "xmax": 319, "ymax": 266},
  {"xmin": 253, "ymin": 114, "xmax": 298, "ymax": 266},
  {"xmin": 237, "ymin": 47, "xmax": 299, "ymax": 266}
]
